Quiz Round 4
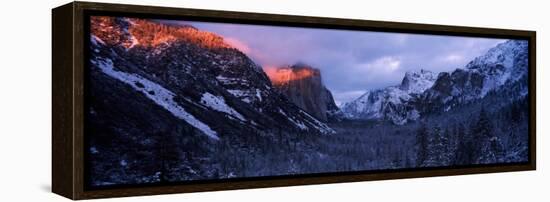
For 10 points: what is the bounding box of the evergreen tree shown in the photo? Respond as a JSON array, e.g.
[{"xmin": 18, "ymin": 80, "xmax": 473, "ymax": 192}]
[
  {"xmin": 415, "ymin": 123, "xmax": 429, "ymax": 167},
  {"xmin": 472, "ymin": 108, "xmax": 503, "ymax": 164},
  {"xmin": 482, "ymin": 136, "xmax": 504, "ymax": 163},
  {"xmin": 454, "ymin": 123, "xmax": 472, "ymax": 165},
  {"xmin": 425, "ymin": 126, "xmax": 449, "ymax": 166},
  {"xmin": 441, "ymin": 127, "xmax": 452, "ymax": 164}
]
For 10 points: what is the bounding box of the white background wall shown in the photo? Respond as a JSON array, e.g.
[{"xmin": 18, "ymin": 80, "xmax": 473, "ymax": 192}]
[{"xmin": 0, "ymin": 0, "xmax": 547, "ymax": 201}]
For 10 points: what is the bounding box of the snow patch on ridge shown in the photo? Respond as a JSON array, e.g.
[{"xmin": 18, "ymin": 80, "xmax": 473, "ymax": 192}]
[
  {"xmin": 216, "ymin": 75, "xmax": 249, "ymax": 85},
  {"xmin": 227, "ymin": 89, "xmax": 252, "ymax": 103},
  {"xmin": 200, "ymin": 92, "xmax": 246, "ymax": 121},
  {"xmin": 128, "ymin": 35, "xmax": 140, "ymax": 49},
  {"xmin": 92, "ymin": 58, "xmax": 219, "ymax": 140},
  {"xmin": 91, "ymin": 35, "xmax": 105, "ymax": 46},
  {"xmin": 298, "ymin": 110, "xmax": 335, "ymax": 134},
  {"xmin": 255, "ymin": 89, "xmax": 262, "ymax": 102},
  {"xmin": 278, "ymin": 108, "xmax": 308, "ymax": 130}
]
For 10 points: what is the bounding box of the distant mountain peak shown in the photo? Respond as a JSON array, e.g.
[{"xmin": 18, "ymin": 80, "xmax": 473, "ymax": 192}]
[
  {"xmin": 466, "ymin": 40, "xmax": 528, "ymax": 70},
  {"xmin": 400, "ymin": 69, "xmax": 437, "ymax": 94},
  {"xmin": 463, "ymin": 40, "xmax": 529, "ymax": 96},
  {"xmin": 340, "ymin": 68, "xmax": 436, "ymax": 123}
]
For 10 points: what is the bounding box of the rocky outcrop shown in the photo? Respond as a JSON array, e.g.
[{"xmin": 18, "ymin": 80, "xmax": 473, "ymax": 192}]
[{"xmin": 265, "ymin": 64, "xmax": 338, "ymax": 122}]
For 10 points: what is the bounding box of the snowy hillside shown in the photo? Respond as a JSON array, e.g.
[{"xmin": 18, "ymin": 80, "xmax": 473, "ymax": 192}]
[
  {"xmin": 340, "ymin": 69, "xmax": 437, "ymax": 124},
  {"xmin": 340, "ymin": 40, "xmax": 528, "ymax": 125}
]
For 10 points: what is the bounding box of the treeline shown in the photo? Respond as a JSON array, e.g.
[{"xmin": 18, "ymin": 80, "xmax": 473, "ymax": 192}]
[{"xmin": 415, "ymin": 98, "xmax": 529, "ymax": 167}]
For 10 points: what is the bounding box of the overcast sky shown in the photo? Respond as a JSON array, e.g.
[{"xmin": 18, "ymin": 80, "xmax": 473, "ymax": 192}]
[{"xmin": 160, "ymin": 20, "xmax": 506, "ymax": 105}]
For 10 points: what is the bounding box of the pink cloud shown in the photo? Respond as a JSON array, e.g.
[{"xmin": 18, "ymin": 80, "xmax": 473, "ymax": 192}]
[{"xmin": 224, "ymin": 37, "xmax": 251, "ymax": 54}]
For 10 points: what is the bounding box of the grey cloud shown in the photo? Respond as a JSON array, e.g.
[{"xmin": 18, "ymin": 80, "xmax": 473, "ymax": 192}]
[{"xmin": 165, "ymin": 20, "xmax": 506, "ymax": 104}]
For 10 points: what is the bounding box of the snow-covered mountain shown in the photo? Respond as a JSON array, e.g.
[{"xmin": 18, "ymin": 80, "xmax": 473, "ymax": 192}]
[
  {"xmin": 88, "ymin": 16, "xmax": 339, "ymax": 185},
  {"xmin": 399, "ymin": 69, "xmax": 438, "ymax": 94},
  {"xmin": 89, "ymin": 16, "xmax": 334, "ymax": 139},
  {"xmin": 340, "ymin": 40, "xmax": 528, "ymax": 125},
  {"xmin": 465, "ymin": 39, "xmax": 528, "ymax": 97},
  {"xmin": 419, "ymin": 40, "xmax": 528, "ymax": 113},
  {"xmin": 340, "ymin": 69, "xmax": 437, "ymax": 124}
]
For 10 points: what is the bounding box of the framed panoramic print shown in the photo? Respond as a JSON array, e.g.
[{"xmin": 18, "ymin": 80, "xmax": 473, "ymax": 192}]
[{"xmin": 52, "ymin": 1, "xmax": 536, "ymax": 200}]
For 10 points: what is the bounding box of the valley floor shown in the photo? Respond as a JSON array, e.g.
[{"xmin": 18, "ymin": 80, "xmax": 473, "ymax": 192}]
[{"xmin": 89, "ymin": 99, "xmax": 529, "ymax": 187}]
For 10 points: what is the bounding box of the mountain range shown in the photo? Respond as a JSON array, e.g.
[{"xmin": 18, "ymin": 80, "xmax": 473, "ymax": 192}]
[
  {"xmin": 340, "ymin": 40, "xmax": 528, "ymax": 124},
  {"xmin": 89, "ymin": 16, "xmax": 528, "ymax": 133}
]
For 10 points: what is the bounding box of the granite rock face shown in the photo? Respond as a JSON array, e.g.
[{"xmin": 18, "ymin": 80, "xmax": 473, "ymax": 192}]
[{"xmin": 265, "ymin": 64, "xmax": 339, "ymax": 122}]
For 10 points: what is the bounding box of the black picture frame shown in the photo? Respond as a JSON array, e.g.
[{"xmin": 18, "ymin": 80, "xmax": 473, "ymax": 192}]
[{"xmin": 52, "ymin": 1, "xmax": 536, "ymax": 200}]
